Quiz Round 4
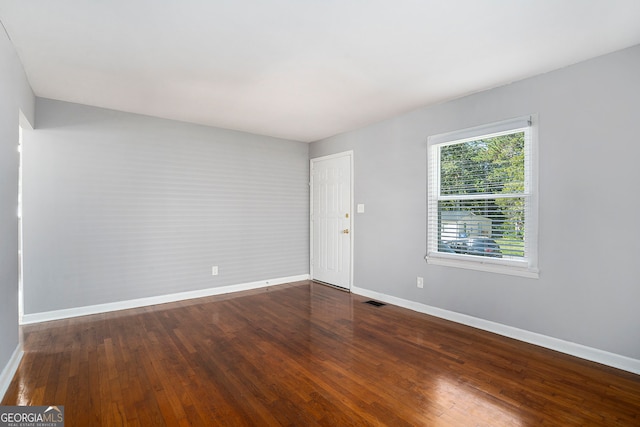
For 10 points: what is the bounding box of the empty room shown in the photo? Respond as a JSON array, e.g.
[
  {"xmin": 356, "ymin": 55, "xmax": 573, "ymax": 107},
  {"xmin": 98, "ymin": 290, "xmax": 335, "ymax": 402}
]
[{"xmin": 1, "ymin": 1, "xmax": 640, "ymax": 425}]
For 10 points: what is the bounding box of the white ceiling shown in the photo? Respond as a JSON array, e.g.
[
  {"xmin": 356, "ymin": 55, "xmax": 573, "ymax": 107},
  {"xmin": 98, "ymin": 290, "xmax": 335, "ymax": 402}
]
[{"xmin": 1, "ymin": 1, "xmax": 640, "ymax": 142}]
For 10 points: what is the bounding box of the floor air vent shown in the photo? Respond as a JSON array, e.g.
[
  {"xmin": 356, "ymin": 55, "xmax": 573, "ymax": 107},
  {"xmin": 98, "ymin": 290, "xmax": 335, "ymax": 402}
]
[{"xmin": 363, "ymin": 300, "xmax": 386, "ymax": 307}]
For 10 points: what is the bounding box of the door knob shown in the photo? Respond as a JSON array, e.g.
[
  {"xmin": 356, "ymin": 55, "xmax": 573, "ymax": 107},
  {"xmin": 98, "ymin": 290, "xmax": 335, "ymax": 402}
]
[{"xmin": 342, "ymin": 229, "xmax": 350, "ymax": 234}]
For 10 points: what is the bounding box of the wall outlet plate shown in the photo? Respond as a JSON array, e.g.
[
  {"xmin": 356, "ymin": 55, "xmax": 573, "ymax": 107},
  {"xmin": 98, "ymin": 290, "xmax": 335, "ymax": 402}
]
[
  {"xmin": 417, "ymin": 277, "xmax": 424, "ymax": 288},
  {"xmin": 212, "ymin": 266, "xmax": 219, "ymax": 276}
]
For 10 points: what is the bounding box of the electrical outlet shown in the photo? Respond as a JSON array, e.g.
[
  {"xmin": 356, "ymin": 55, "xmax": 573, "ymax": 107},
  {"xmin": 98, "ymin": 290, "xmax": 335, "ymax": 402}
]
[
  {"xmin": 212, "ymin": 266, "xmax": 219, "ymax": 276},
  {"xmin": 417, "ymin": 277, "xmax": 424, "ymax": 288}
]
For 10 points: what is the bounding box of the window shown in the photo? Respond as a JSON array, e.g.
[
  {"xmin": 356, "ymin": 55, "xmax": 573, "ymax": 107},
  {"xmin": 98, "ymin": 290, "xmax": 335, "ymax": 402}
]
[{"xmin": 427, "ymin": 116, "xmax": 538, "ymax": 278}]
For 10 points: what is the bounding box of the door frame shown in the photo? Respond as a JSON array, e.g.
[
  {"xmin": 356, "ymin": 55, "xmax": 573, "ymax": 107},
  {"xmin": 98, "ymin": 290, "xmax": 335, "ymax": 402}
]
[
  {"xmin": 310, "ymin": 150, "xmax": 354, "ymax": 290},
  {"xmin": 18, "ymin": 111, "xmax": 31, "ymax": 325}
]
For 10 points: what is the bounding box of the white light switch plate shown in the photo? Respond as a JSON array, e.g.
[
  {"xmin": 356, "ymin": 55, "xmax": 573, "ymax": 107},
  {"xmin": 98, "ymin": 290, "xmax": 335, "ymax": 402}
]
[{"xmin": 357, "ymin": 204, "xmax": 365, "ymax": 213}]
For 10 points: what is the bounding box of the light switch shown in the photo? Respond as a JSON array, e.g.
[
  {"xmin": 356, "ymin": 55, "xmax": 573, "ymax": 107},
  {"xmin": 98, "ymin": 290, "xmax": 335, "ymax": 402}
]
[{"xmin": 357, "ymin": 204, "xmax": 365, "ymax": 213}]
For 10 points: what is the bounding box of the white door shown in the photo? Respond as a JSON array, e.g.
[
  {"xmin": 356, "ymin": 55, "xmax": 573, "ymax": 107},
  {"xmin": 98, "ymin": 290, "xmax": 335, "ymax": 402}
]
[{"xmin": 311, "ymin": 152, "xmax": 352, "ymax": 289}]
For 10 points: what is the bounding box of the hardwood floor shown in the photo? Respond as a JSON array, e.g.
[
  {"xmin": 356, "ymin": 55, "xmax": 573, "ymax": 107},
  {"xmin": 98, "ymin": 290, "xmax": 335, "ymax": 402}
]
[{"xmin": 3, "ymin": 281, "xmax": 640, "ymax": 426}]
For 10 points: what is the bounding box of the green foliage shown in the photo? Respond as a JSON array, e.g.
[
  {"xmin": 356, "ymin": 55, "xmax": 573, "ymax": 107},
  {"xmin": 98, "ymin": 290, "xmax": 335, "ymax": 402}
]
[
  {"xmin": 439, "ymin": 131, "xmax": 526, "ymax": 244},
  {"xmin": 494, "ymin": 238, "xmax": 525, "ymax": 257}
]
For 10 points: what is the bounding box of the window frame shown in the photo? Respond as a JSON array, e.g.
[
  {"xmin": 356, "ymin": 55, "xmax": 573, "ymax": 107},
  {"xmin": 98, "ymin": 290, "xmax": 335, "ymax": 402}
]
[{"xmin": 426, "ymin": 115, "xmax": 539, "ymax": 278}]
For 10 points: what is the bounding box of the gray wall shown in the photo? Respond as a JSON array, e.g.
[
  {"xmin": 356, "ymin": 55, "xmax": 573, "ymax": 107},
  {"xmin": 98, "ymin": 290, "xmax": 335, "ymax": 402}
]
[
  {"xmin": 310, "ymin": 45, "xmax": 640, "ymax": 360},
  {"xmin": 0, "ymin": 31, "xmax": 34, "ymax": 372},
  {"xmin": 22, "ymin": 99, "xmax": 309, "ymax": 314}
]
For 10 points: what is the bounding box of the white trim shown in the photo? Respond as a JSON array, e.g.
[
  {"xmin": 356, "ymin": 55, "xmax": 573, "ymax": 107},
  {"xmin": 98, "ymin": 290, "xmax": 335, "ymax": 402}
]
[
  {"xmin": 428, "ymin": 116, "xmax": 531, "ymax": 145},
  {"xmin": 21, "ymin": 274, "xmax": 310, "ymax": 325},
  {"xmin": 0, "ymin": 345, "xmax": 23, "ymax": 400},
  {"xmin": 310, "ymin": 150, "xmax": 354, "ymax": 290},
  {"xmin": 351, "ymin": 286, "xmax": 640, "ymax": 375},
  {"xmin": 426, "ymin": 254, "xmax": 539, "ymax": 278},
  {"xmin": 18, "ymin": 120, "xmax": 24, "ymax": 325}
]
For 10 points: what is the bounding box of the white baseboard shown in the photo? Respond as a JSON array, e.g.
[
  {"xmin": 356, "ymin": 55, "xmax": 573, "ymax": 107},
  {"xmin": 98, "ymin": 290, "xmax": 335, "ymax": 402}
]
[
  {"xmin": 0, "ymin": 345, "xmax": 23, "ymax": 401},
  {"xmin": 352, "ymin": 285, "xmax": 640, "ymax": 375},
  {"xmin": 21, "ymin": 274, "xmax": 310, "ymax": 325}
]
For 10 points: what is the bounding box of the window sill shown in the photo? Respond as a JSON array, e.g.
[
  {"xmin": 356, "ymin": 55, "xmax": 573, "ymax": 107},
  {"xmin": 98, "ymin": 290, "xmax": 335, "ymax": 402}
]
[{"xmin": 425, "ymin": 254, "xmax": 539, "ymax": 279}]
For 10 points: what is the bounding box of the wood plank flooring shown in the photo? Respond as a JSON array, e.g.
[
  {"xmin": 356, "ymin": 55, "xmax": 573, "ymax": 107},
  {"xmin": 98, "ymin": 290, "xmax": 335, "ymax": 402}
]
[{"xmin": 3, "ymin": 281, "xmax": 640, "ymax": 426}]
